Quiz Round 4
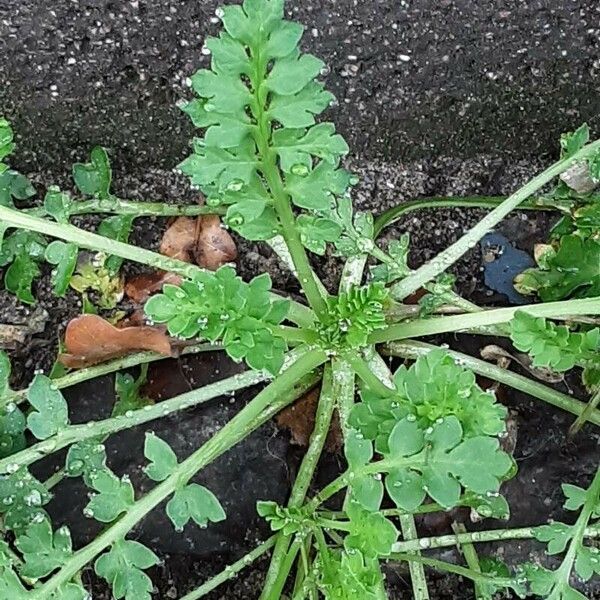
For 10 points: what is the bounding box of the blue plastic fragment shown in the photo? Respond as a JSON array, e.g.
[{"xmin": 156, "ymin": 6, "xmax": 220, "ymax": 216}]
[{"xmin": 480, "ymin": 231, "xmax": 535, "ymax": 305}]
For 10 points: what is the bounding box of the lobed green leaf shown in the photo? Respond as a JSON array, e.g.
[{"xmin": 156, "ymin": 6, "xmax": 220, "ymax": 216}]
[
  {"xmin": 166, "ymin": 483, "xmax": 226, "ymax": 531},
  {"xmin": 16, "ymin": 518, "xmax": 72, "ymax": 579},
  {"xmin": 95, "ymin": 539, "xmax": 159, "ymax": 600},
  {"xmin": 73, "ymin": 146, "xmax": 112, "ymax": 199},
  {"xmin": 27, "ymin": 375, "xmax": 69, "ymax": 440},
  {"xmin": 144, "ymin": 266, "xmax": 289, "ymax": 374},
  {"xmin": 143, "ymin": 433, "xmax": 178, "ymax": 482},
  {"xmin": 85, "ymin": 469, "xmax": 135, "ymax": 523}
]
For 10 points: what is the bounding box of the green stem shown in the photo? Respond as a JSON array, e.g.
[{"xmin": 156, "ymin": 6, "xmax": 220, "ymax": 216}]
[
  {"xmin": 369, "ymin": 297, "xmax": 600, "ymax": 343},
  {"xmin": 553, "ymin": 466, "xmax": 600, "ymax": 588},
  {"xmin": 26, "ymin": 199, "xmax": 224, "ymax": 219},
  {"xmin": 0, "ymin": 365, "xmax": 273, "ymax": 474},
  {"xmin": 335, "ymin": 250, "xmax": 364, "ymax": 431},
  {"xmin": 290, "ymin": 368, "xmax": 336, "ymax": 505},
  {"xmin": 44, "ymin": 468, "xmax": 65, "ymax": 491},
  {"xmin": 391, "ymin": 523, "xmax": 600, "ymax": 553},
  {"xmin": 0, "ymin": 205, "xmax": 314, "ymax": 328},
  {"xmin": 248, "ymin": 42, "xmax": 327, "ymax": 318},
  {"xmin": 390, "ymin": 553, "xmax": 516, "ymax": 589},
  {"xmin": 569, "ymin": 388, "xmax": 600, "ymax": 436},
  {"xmin": 331, "ymin": 357, "xmax": 357, "ymax": 435},
  {"xmin": 179, "ymin": 536, "xmax": 277, "ymax": 600},
  {"xmin": 319, "ymin": 501, "xmax": 447, "ymax": 520},
  {"xmin": 373, "ymin": 195, "xmax": 545, "ymax": 235},
  {"xmin": 267, "ymin": 537, "xmax": 303, "ymax": 600},
  {"xmin": 339, "ymin": 255, "xmax": 368, "ymax": 293},
  {"xmin": 260, "ymin": 365, "xmax": 335, "ymax": 600},
  {"xmin": 31, "ymin": 348, "xmax": 326, "ymax": 599},
  {"xmin": 383, "ymin": 340, "xmax": 600, "ymax": 427},
  {"xmin": 390, "ymin": 139, "xmax": 600, "ymax": 300},
  {"xmin": 3, "ymin": 343, "xmax": 216, "ymax": 407},
  {"xmin": 274, "ymin": 325, "xmax": 318, "ymax": 345},
  {"xmin": 451, "ymin": 522, "xmax": 483, "ymax": 600},
  {"xmin": 344, "ymin": 352, "xmax": 396, "ymax": 398},
  {"xmin": 400, "ymin": 514, "xmax": 430, "ymax": 600}
]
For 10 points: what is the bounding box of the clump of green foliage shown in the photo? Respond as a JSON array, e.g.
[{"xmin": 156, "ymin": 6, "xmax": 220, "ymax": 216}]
[{"xmin": 0, "ymin": 1, "xmax": 598, "ymax": 599}]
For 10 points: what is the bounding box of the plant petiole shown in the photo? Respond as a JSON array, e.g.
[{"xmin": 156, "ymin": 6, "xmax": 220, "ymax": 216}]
[{"xmin": 370, "ymin": 296, "xmax": 600, "ymax": 343}]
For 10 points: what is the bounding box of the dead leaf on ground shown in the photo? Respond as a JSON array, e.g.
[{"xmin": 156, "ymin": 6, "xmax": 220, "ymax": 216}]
[
  {"xmin": 59, "ymin": 314, "xmax": 172, "ymax": 368},
  {"xmin": 159, "ymin": 216, "xmax": 198, "ymax": 263},
  {"xmin": 194, "ymin": 214, "xmax": 237, "ymax": 270},
  {"xmin": 159, "ymin": 215, "xmax": 237, "ymax": 270},
  {"xmin": 125, "ymin": 215, "xmax": 236, "ymax": 303},
  {"xmin": 276, "ymin": 386, "xmax": 342, "ymax": 453},
  {"xmin": 125, "ymin": 271, "xmax": 183, "ymax": 303}
]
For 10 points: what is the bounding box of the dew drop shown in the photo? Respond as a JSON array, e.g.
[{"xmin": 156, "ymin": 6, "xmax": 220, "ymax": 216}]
[{"xmin": 290, "ymin": 163, "xmax": 309, "ymax": 177}]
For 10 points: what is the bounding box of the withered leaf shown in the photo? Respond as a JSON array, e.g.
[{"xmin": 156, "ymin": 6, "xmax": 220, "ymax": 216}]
[
  {"xmin": 276, "ymin": 386, "xmax": 341, "ymax": 452},
  {"xmin": 159, "ymin": 216, "xmax": 197, "ymax": 263},
  {"xmin": 59, "ymin": 314, "xmax": 172, "ymax": 368},
  {"xmin": 124, "ymin": 271, "xmax": 183, "ymax": 303},
  {"xmin": 194, "ymin": 215, "xmax": 237, "ymax": 270}
]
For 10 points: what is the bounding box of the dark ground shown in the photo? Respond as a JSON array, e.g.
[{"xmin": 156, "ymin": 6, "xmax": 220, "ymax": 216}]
[{"xmin": 1, "ymin": 0, "xmax": 600, "ymax": 598}]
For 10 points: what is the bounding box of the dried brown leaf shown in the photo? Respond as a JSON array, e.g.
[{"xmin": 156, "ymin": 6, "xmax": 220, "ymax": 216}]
[
  {"xmin": 59, "ymin": 314, "xmax": 172, "ymax": 368},
  {"xmin": 125, "ymin": 271, "xmax": 183, "ymax": 303},
  {"xmin": 276, "ymin": 386, "xmax": 342, "ymax": 452},
  {"xmin": 194, "ymin": 215, "xmax": 237, "ymax": 270},
  {"xmin": 159, "ymin": 216, "xmax": 197, "ymax": 263}
]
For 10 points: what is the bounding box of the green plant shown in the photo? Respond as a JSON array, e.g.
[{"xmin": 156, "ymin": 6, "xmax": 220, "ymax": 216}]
[{"xmin": 0, "ymin": 1, "xmax": 599, "ymax": 599}]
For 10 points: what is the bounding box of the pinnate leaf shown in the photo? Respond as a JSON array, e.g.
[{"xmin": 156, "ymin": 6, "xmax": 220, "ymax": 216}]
[
  {"xmin": 266, "ymin": 52, "xmax": 324, "ymax": 95},
  {"xmin": 286, "ymin": 160, "xmax": 352, "ymax": 211},
  {"xmin": 145, "ymin": 267, "xmax": 288, "ymax": 374},
  {"xmin": 221, "ymin": 0, "xmax": 284, "ymax": 47},
  {"xmin": 295, "ymin": 215, "xmax": 342, "ymax": 255},
  {"xmin": 44, "ymin": 187, "xmax": 73, "ymax": 224},
  {"xmin": 0, "ymin": 468, "xmax": 51, "ymax": 533},
  {"xmin": 380, "ymin": 416, "xmax": 512, "ymax": 510},
  {"xmin": 0, "ymin": 230, "xmax": 47, "ymax": 304},
  {"xmin": 560, "ymin": 123, "xmax": 589, "ymax": 158},
  {"xmin": 0, "ymin": 170, "xmax": 35, "ymax": 208},
  {"xmin": 344, "ymin": 501, "xmax": 398, "ymax": 557},
  {"xmin": 268, "ymin": 82, "xmax": 334, "ymax": 128},
  {"xmin": 273, "ymin": 122, "xmax": 348, "ymax": 172},
  {"xmin": 66, "ymin": 439, "xmax": 107, "ymax": 485},
  {"xmin": 179, "ymin": 140, "xmax": 257, "ymax": 191},
  {"xmin": 190, "ymin": 69, "xmax": 251, "ymax": 116},
  {"xmin": 534, "ymin": 522, "xmax": 574, "ymax": 555},
  {"xmin": 0, "ymin": 118, "xmax": 15, "ymax": 163}
]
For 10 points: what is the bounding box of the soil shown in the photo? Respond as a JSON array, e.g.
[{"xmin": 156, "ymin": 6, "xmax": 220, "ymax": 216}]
[{"xmin": 1, "ymin": 0, "xmax": 599, "ymax": 598}]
